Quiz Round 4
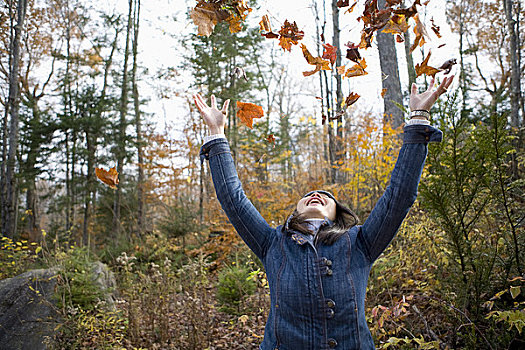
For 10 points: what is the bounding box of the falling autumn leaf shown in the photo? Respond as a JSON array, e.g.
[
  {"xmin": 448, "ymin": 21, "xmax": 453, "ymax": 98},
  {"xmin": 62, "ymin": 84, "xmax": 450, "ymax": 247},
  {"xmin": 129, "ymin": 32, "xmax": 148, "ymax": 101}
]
[
  {"xmin": 95, "ymin": 167, "xmax": 119, "ymax": 189},
  {"xmin": 266, "ymin": 134, "xmax": 276, "ymax": 144},
  {"xmin": 322, "ymin": 43, "xmax": 338, "ymax": 65},
  {"xmin": 410, "ymin": 14, "xmax": 429, "ymax": 52},
  {"xmin": 430, "ymin": 17, "xmax": 442, "ymax": 38},
  {"xmin": 396, "ymin": 34, "xmax": 404, "ymax": 42},
  {"xmin": 344, "ymin": 92, "xmax": 360, "ymax": 107},
  {"xmin": 415, "ymin": 51, "xmax": 441, "ymax": 77},
  {"xmin": 336, "ymin": 0, "xmax": 349, "ymax": 7},
  {"xmin": 393, "ymin": 0, "xmax": 421, "ymax": 19},
  {"xmin": 381, "ymin": 88, "xmax": 388, "ymax": 98},
  {"xmin": 345, "ymin": 42, "xmax": 361, "ymax": 62},
  {"xmin": 382, "ymin": 14, "xmax": 409, "ymax": 35},
  {"xmin": 278, "ymin": 20, "xmax": 304, "ymax": 51},
  {"xmin": 438, "ymin": 58, "xmax": 457, "ymax": 74},
  {"xmin": 190, "ymin": 0, "xmax": 252, "ymax": 37},
  {"xmin": 344, "ymin": 58, "xmax": 368, "ymax": 78},
  {"xmin": 259, "ymin": 15, "xmax": 271, "ymax": 32},
  {"xmin": 237, "ymin": 101, "xmax": 264, "ymax": 128},
  {"xmin": 301, "ymin": 44, "xmax": 331, "ymax": 77}
]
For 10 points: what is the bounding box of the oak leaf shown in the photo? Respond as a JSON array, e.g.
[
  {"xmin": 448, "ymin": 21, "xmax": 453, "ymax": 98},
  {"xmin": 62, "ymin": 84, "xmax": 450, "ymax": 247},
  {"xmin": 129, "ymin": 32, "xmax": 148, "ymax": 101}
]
[
  {"xmin": 95, "ymin": 167, "xmax": 119, "ymax": 189},
  {"xmin": 278, "ymin": 20, "xmax": 304, "ymax": 51},
  {"xmin": 415, "ymin": 51, "xmax": 441, "ymax": 77},
  {"xmin": 236, "ymin": 101, "xmax": 264, "ymax": 128},
  {"xmin": 301, "ymin": 44, "xmax": 331, "ymax": 77},
  {"xmin": 322, "ymin": 43, "xmax": 338, "ymax": 65}
]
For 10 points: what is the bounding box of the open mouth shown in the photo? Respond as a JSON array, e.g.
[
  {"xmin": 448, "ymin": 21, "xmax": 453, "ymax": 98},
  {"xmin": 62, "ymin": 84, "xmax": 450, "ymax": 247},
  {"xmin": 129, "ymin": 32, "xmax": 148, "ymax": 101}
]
[{"xmin": 306, "ymin": 197, "xmax": 325, "ymax": 206}]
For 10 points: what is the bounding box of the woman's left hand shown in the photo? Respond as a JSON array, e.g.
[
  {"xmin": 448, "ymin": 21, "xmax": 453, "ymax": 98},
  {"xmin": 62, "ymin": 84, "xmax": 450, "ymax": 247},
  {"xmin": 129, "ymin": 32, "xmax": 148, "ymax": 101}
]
[{"xmin": 409, "ymin": 75, "xmax": 454, "ymax": 112}]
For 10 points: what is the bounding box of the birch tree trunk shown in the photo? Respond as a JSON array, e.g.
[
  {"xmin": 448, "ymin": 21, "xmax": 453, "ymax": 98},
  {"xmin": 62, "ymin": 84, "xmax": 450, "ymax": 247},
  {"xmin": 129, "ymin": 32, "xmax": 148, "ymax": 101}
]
[
  {"xmin": 376, "ymin": 0, "xmax": 404, "ymax": 129},
  {"xmin": 504, "ymin": 0, "xmax": 521, "ymax": 130},
  {"xmin": 113, "ymin": 0, "xmax": 133, "ymax": 237},
  {"xmin": 2, "ymin": 0, "xmax": 28, "ymax": 238}
]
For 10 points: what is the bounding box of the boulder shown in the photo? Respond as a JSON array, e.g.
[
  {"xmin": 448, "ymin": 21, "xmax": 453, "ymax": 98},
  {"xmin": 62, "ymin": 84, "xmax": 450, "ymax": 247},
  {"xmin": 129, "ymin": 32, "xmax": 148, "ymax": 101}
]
[
  {"xmin": 0, "ymin": 262, "xmax": 117, "ymax": 350},
  {"xmin": 0, "ymin": 268, "xmax": 61, "ymax": 350}
]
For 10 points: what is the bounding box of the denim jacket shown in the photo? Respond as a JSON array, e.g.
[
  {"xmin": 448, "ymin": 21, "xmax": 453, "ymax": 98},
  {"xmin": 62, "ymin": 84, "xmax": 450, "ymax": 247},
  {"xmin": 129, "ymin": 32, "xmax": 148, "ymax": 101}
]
[{"xmin": 200, "ymin": 125, "xmax": 442, "ymax": 350}]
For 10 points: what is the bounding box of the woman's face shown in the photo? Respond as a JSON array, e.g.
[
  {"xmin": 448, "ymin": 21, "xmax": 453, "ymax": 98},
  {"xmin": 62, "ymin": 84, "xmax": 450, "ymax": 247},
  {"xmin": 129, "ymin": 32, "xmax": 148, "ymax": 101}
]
[{"xmin": 296, "ymin": 191, "xmax": 337, "ymax": 221}]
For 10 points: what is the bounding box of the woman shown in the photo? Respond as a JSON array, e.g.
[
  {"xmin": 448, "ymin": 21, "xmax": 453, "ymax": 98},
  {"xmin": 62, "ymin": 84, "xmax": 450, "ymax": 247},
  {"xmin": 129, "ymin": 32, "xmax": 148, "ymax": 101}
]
[{"xmin": 193, "ymin": 75, "xmax": 453, "ymax": 350}]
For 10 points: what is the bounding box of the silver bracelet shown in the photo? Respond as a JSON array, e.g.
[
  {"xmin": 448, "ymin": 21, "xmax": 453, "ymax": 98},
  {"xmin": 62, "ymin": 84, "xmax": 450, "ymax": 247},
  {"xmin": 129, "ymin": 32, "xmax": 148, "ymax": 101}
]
[{"xmin": 409, "ymin": 110, "xmax": 430, "ymax": 119}]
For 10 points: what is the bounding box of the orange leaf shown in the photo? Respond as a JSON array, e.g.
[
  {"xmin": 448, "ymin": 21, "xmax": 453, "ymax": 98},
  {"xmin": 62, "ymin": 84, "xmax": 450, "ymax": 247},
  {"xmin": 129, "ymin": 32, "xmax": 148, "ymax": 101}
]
[
  {"xmin": 236, "ymin": 101, "xmax": 264, "ymax": 129},
  {"xmin": 410, "ymin": 14, "xmax": 429, "ymax": 53},
  {"xmin": 266, "ymin": 134, "xmax": 276, "ymax": 144},
  {"xmin": 278, "ymin": 20, "xmax": 304, "ymax": 51},
  {"xmin": 259, "ymin": 15, "xmax": 271, "ymax": 32},
  {"xmin": 415, "ymin": 51, "xmax": 441, "ymax": 77},
  {"xmin": 382, "ymin": 14, "xmax": 409, "ymax": 35},
  {"xmin": 301, "ymin": 44, "xmax": 331, "ymax": 77},
  {"xmin": 95, "ymin": 167, "xmax": 119, "ymax": 189},
  {"xmin": 344, "ymin": 58, "xmax": 368, "ymax": 78},
  {"xmin": 381, "ymin": 88, "xmax": 388, "ymax": 98}
]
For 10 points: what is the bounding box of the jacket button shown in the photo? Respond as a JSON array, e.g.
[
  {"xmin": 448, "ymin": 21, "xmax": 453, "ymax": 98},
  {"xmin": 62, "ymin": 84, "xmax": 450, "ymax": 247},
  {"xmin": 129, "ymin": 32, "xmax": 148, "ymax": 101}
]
[
  {"xmin": 328, "ymin": 338, "xmax": 337, "ymax": 348},
  {"xmin": 326, "ymin": 268, "xmax": 333, "ymax": 276},
  {"xmin": 425, "ymin": 136, "xmax": 430, "ymax": 141},
  {"xmin": 326, "ymin": 299, "xmax": 335, "ymax": 308},
  {"xmin": 327, "ymin": 308, "xmax": 335, "ymax": 319},
  {"xmin": 325, "ymin": 259, "xmax": 332, "ymax": 266}
]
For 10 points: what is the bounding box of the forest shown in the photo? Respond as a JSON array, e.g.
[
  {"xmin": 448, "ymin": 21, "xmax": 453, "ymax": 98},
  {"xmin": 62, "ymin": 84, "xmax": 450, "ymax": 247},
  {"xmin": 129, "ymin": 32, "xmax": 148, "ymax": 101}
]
[{"xmin": 0, "ymin": 0, "xmax": 524, "ymax": 349}]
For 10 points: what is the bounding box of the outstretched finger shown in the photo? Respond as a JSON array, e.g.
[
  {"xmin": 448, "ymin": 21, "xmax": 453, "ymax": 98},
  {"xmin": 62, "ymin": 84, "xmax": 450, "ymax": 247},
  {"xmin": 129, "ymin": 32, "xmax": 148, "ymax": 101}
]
[
  {"xmin": 211, "ymin": 95, "xmax": 217, "ymax": 110},
  {"xmin": 221, "ymin": 99, "xmax": 230, "ymax": 114},
  {"xmin": 411, "ymin": 82, "xmax": 417, "ymax": 96},
  {"xmin": 193, "ymin": 94, "xmax": 207, "ymax": 113},
  {"xmin": 427, "ymin": 77, "xmax": 435, "ymax": 93}
]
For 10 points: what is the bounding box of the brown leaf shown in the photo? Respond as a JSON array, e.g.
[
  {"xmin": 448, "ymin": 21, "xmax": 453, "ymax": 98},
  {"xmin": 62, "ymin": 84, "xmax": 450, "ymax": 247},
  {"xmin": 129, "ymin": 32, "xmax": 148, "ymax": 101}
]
[
  {"xmin": 237, "ymin": 101, "xmax": 264, "ymax": 128},
  {"xmin": 393, "ymin": 0, "xmax": 421, "ymax": 19},
  {"xmin": 344, "ymin": 58, "xmax": 368, "ymax": 78},
  {"xmin": 396, "ymin": 34, "xmax": 404, "ymax": 42},
  {"xmin": 382, "ymin": 14, "xmax": 409, "ymax": 35},
  {"xmin": 95, "ymin": 167, "xmax": 119, "ymax": 189},
  {"xmin": 336, "ymin": 65, "xmax": 346, "ymax": 75},
  {"xmin": 301, "ymin": 44, "xmax": 331, "ymax": 76},
  {"xmin": 438, "ymin": 58, "xmax": 457, "ymax": 74},
  {"xmin": 225, "ymin": 1, "xmax": 252, "ymax": 34},
  {"xmin": 322, "ymin": 43, "xmax": 338, "ymax": 65},
  {"xmin": 278, "ymin": 20, "xmax": 304, "ymax": 51},
  {"xmin": 190, "ymin": 6, "xmax": 219, "ymax": 37},
  {"xmin": 259, "ymin": 15, "xmax": 271, "ymax": 32},
  {"xmin": 266, "ymin": 134, "xmax": 276, "ymax": 144},
  {"xmin": 344, "ymin": 92, "xmax": 360, "ymax": 107},
  {"xmin": 410, "ymin": 14, "xmax": 429, "ymax": 53},
  {"xmin": 336, "ymin": 0, "xmax": 349, "ymax": 7},
  {"xmin": 415, "ymin": 51, "xmax": 441, "ymax": 77},
  {"xmin": 345, "ymin": 42, "xmax": 361, "ymax": 62},
  {"xmin": 430, "ymin": 17, "xmax": 442, "ymax": 38}
]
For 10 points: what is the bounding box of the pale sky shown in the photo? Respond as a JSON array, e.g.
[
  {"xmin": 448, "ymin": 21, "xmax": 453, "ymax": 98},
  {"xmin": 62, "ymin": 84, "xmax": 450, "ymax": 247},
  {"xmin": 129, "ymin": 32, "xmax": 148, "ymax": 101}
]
[{"xmin": 102, "ymin": 0, "xmax": 458, "ymax": 130}]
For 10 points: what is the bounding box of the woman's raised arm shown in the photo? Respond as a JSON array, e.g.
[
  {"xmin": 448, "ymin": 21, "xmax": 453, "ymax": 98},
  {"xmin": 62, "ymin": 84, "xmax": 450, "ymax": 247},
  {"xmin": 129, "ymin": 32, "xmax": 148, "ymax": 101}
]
[
  {"xmin": 359, "ymin": 76, "xmax": 454, "ymax": 262},
  {"xmin": 193, "ymin": 94, "xmax": 274, "ymax": 260}
]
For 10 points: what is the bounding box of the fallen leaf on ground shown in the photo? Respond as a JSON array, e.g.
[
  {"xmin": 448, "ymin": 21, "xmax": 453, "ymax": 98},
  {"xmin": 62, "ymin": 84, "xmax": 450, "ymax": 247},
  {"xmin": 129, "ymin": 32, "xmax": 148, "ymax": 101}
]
[
  {"xmin": 95, "ymin": 167, "xmax": 119, "ymax": 189},
  {"xmin": 237, "ymin": 101, "xmax": 264, "ymax": 128}
]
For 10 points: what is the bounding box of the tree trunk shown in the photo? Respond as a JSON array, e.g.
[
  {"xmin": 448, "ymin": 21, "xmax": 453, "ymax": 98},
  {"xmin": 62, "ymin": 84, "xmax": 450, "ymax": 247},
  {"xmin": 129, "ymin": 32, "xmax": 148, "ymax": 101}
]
[
  {"xmin": 2, "ymin": 0, "xmax": 29, "ymax": 238},
  {"xmin": 504, "ymin": 0, "xmax": 521, "ymax": 130},
  {"xmin": 376, "ymin": 0, "xmax": 404, "ymax": 129},
  {"xmin": 131, "ymin": 0, "xmax": 144, "ymax": 236},
  {"xmin": 113, "ymin": 0, "xmax": 133, "ymax": 237},
  {"xmin": 332, "ymin": 0, "xmax": 344, "ymax": 183},
  {"xmin": 402, "ymin": 1, "xmax": 416, "ymax": 88}
]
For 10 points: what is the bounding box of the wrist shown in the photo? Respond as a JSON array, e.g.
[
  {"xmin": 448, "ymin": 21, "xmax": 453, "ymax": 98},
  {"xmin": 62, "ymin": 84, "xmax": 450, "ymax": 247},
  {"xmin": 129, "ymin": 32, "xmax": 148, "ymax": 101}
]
[
  {"xmin": 208, "ymin": 126, "xmax": 225, "ymax": 135},
  {"xmin": 409, "ymin": 110, "xmax": 430, "ymax": 119}
]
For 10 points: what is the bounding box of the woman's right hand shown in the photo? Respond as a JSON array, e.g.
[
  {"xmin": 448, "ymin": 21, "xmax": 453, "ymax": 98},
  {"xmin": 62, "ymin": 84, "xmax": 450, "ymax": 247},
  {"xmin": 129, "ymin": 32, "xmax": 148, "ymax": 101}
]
[{"xmin": 193, "ymin": 93, "xmax": 230, "ymax": 135}]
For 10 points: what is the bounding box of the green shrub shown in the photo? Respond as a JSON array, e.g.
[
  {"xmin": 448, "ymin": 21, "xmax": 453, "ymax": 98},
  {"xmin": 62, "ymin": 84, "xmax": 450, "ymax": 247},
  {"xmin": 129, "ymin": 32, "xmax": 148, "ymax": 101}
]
[{"xmin": 217, "ymin": 263, "xmax": 256, "ymax": 315}]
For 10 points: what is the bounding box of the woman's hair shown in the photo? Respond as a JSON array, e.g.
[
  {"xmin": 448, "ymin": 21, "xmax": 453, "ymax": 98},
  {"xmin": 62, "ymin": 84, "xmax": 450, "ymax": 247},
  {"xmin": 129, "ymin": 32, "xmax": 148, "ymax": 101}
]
[{"xmin": 284, "ymin": 201, "xmax": 359, "ymax": 245}]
